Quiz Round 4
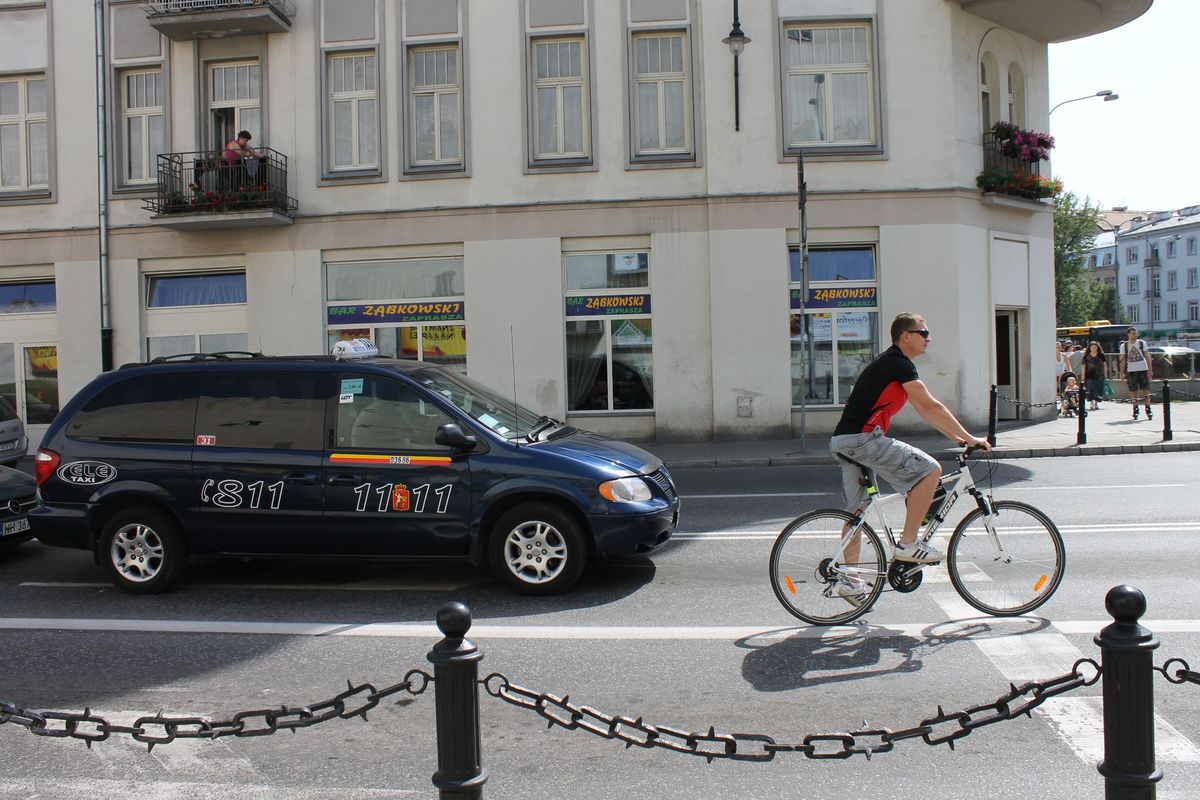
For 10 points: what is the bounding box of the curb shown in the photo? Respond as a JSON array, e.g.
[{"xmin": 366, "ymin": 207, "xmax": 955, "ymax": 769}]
[{"xmin": 661, "ymin": 441, "xmax": 1200, "ymax": 470}]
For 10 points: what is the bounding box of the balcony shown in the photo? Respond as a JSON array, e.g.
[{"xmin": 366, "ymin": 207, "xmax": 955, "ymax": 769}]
[
  {"xmin": 976, "ymin": 131, "xmax": 1058, "ymax": 203},
  {"xmin": 142, "ymin": 0, "xmax": 294, "ymax": 41},
  {"xmin": 959, "ymin": 0, "xmax": 1152, "ymax": 44},
  {"xmin": 144, "ymin": 148, "xmax": 297, "ymax": 231}
]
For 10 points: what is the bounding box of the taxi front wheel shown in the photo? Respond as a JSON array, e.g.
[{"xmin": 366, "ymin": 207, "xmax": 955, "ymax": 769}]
[
  {"xmin": 489, "ymin": 503, "xmax": 587, "ymax": 595},
  {"xmin": 100, "ymin": 507, "xmax": 187, "ymax": 594}
]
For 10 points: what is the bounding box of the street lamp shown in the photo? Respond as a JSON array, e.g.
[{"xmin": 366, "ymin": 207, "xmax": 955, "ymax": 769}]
[
  {"xmin": 1049, "ymin": 90, "xmax": 1119, "ymax": 116},
  {"xmin": 721, "ymin": 0, "xmax": 750, "ymax": 131}
]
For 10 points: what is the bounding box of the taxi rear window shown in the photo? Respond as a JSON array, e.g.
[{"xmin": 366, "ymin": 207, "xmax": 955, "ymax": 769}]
[{"xmin": 69, "ymin": 374, "xmax": 197, "ymax": 443}]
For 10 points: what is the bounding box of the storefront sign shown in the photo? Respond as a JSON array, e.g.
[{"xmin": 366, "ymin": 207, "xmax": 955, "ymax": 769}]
[
  {"xmin": 565, "ymin": 294, "xmax": 651, "ymax": 317},
  {"xmin": 326, "ymin": 302, "xmax": 465, "ymax": 325},
  {"xmin": 791, "ymin": 286, "xmax": 877, "ymax": 310},
  {"xmin": 806, "ymin": 312, "xmax": 874, "ymax": 342}
]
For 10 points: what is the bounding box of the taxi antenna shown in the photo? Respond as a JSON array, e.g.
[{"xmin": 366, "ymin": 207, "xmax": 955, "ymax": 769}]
[{"xmin": 510, "ymin": 326, "xmax": 520, "ymax": 446}]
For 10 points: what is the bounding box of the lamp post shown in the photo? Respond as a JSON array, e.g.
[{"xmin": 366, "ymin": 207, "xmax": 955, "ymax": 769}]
[
  {"xmin": 721, "ymin": 0, "xmax": 750, "ymax": 131},
  {"xmin": 1049, "ymin": 89, "xmax": 1119, "ymax": 117}
]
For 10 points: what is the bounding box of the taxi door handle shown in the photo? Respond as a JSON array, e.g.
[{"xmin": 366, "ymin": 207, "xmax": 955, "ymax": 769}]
[
  {"xmin": 327, "ymin": 473, "xmax": 362, "ymax": 486},
  {"xmin": 283, "ymin": 472, "xmax": 318, "ymax": 485}
]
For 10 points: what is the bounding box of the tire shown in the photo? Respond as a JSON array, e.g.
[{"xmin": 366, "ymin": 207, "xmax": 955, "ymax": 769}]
[
  {"xmin": 488, "ymin": 502, "xmax": 587, "ymax": 595},
  {"xmin": 769, "ymin": 509, "xmax": 886, "ymax": 625},
  {"xmin": 947, "ymin": 500, "xmax": 1065, "ymax": 616},
  {"xmin": 100, "ymin": 506, "xmax": 188, "ymax": 594}
]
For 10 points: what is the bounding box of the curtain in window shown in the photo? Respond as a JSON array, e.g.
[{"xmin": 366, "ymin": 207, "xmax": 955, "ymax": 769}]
[{"xmin": 147, "ymin": 274, "xmax": 247, "ymax": 307}]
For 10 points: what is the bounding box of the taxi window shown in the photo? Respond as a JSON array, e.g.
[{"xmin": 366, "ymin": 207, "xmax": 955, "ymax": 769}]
[
  {"xmin": 195, "ymin": 371, "xmax": 327, "ymax": 450},
  {"xmin": 336, "ymin": 375, "xmax": 454, "ymax": 451},
  {"xmin": 69, "ymin": 373, "xmax": 197, "ymax": 443}
]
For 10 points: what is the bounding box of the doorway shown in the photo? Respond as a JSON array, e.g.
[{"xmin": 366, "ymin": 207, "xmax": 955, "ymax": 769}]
[{"xmin": 995, "ymin": 311, "xmax": 1019, "ymax": 420}]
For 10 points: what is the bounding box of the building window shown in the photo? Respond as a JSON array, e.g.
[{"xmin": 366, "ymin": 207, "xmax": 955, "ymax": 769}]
[
  {"xmin": 1188, "ymin": 237, "xmax": 1197, "ymax": 256},
  {"xmin": 631, "ymin": 32, "xmax": 691, "ymax": 159},
  {"xmin": 1167, "ymin": 239, "xmax": 1178, "ymax": 258},
  {"xmin": 1006, "ymin": 64, "xmax": 1024, "ymax": 126},
  {"xmin": 978, "ymin": 59, "xmax": 992, "ymax": 131},
  {"xmin": 1127, "ymin": 275, "xmax": 1138, "ymax": 294},
  {"xmin": 0, "ymin": 342, "xmax": 59, "ymax": 425},
  {"xmin": 1126, "ymin": 247, "xmax": 1138, "ymax": 263},
  {"xmin": 531, "ymin": 37, "xmax": 589, "ymax": 163},
  {"xmin": 1152, "ymin": 302, "xmax": 1161, "ymax": 322},
  {"xmin": 1189, "ymin": 300, "xmax": 1198, "ymax": 322},
  {"xmin": 784, "ymin": 22, "xmax": 876, "ymax": 151},
  {"xmin": 1167, "ymin": 271, "xmax": 1177, "ymax": 291},
  {"xmin": 0, "ymin": 281, "xmax": 55, "ymax": 314},
  {"xmin": 146, "ymin": 273, "xmax": 246, "ymax": 308},
  {"xmin": 328, "ymin": 52, "xmax": 379, "ymax": 172},
  {"xmin": 564, "ymin": 252, "xmax": 652, "ymax": 412},
  {"xmin": 0, "ymin": 74, "xmax": 48, "ymax": 191},
  {"xmin": 1127, "ymin": 305, "xmax": 1140, "ymax": 323},
  {"xmin": 1167, "ymin": 302, "xmax": 1178, "ymax": 321},
  {"xmin": 1188, "ymin": 267, "xmax": 1197, "ymax": 288},
  {"xmin": 408, "ymin": 45, "xmax": 463, "ymax": 168},
  {"xmin": 789, "ymin": 247, "xmax": 879, "ymax": 406},
  {"xmin": 120, "ymin": 69, "xmax": 165, "ymax": 185},
  {"xmin": 1152, "ymin": 272, "xmax": 1160, "ymax": 295},
  {"xmin": 209, "ymin": 61, "xmax": 260, "ymax": 149},
  {"xmin": 326, "ymin": 258, "xmax": 466, "ymax": 372},
  {"xmin": 1102, "ymin": 252, "xmax": 1112, "ymax": 266}
]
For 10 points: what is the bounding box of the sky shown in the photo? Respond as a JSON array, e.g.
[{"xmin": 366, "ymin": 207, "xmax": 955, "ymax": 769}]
[{"xmin": 1048, "ymin": 0, "xmax": 1199, "ymax": 213}]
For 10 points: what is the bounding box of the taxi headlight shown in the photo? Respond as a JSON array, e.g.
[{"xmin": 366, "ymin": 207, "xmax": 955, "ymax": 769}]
[{"xmin": 598, "ymin": 477, "xmax": 653, "ymax": 503}]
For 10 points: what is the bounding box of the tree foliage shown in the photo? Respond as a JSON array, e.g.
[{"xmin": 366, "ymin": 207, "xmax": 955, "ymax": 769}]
[{"xmin": 1053, "ymin": 192, "xmax": 1115, "ymax": 326}]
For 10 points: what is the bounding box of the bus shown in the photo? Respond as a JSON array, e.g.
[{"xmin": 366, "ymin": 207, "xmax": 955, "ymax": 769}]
[{"xmin": 1055, "ymin": 320, "xmax": 1128, "ymax": 354}]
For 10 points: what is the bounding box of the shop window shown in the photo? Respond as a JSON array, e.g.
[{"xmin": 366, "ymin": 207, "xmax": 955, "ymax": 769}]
[
  {"xmin": 564, "ymin": 251, "xmax": 652, "ymax": 412},
  {"xmin": 789, "ymin": 247, "xmax": 879, "ymax": 406},
  {"xmin": 0, "ymin": 342, "xmax": 58, "ymax": 425}
]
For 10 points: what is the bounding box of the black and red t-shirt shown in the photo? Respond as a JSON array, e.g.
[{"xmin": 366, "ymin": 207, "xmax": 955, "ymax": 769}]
[{"xmin": 833, "ymin": 344, "xmax": 919, "ymax": 435}]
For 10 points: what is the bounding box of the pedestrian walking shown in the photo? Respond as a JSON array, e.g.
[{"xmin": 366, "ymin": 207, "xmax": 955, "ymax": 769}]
[
  {"xmin": 1119, "ymin": 327, "xmax": 1153, "ymax": 420},
  {"xmin": 1081, "ymin": 340, "xmax": 1107, "ymax": 411}
]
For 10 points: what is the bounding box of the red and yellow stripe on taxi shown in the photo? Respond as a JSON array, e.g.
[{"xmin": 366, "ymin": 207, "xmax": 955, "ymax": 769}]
[{"xmin": 329, "ymin": 453, "xmax": 453, "ymax": 466}]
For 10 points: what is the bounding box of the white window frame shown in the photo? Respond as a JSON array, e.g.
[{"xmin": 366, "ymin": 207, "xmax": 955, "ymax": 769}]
[
  {"xmin": 119, "ymin": 68, "xmax": 164, "ymax": 186},
  {"xmin": 1188, "ymin": 237, "xmax": 1197, "ymax": 256},
  {"xmin": 407, "ymin": 44, "xmax": 464, "ymax": 170},
  {"xmin": 1188, "ymin": 267, "xmax": 1198, "ymax": 288},
  {"xmin": 1167, "ymin": 271, "xmax": 1177, "ymax": 291},
  {"xmin": 782, "ymin": 21, "xmax": 878, "ymax": 154},
  {"xmin": 1126, "ymin": 247, "xmax": 1138, "ymax": 263},
  {"xmin": 530, "ymin": 36, "xmax": 590, "ymax": 163},
  {"xmin": 1152, "ymin": 302, "xmax": 1161, "ymax": 322},
  {"xmin": 208, "ymin": 60, "xmax": 261, "ymax": 149},
  {"xmin": 1167, "ymin": 301, "xmax": 1178, "ymax": 321},
  {"xmin": 1127, "ymin": 275, "xmax": 1138, "ymax": 294},
  {"xmin": 1167, "ymin": 239, "xmax": 1177, "ymax": 258},
  {"xmin": 1189, "ymin": 300, "xmax": 1198, "ymax": 322},
  {"xmin": 1127, "ymin": 305, "xmax": 1140, "ymax": 323},
  {"xmin": 327, "ymin": 51, "xmax": 379, "ymax": 173},
  {"xmin": 630, "ymin": 30, "xmax": 693, "ymax": 160},
  {"xmin": 0, "ymin": 74, "xmax": 49, "ymax": 192}
]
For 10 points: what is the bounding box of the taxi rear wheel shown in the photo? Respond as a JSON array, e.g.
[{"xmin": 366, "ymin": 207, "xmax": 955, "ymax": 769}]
[
  {"xmin": 100, "ymin": 507, "xmax": 187, "ymax": 594},
  {"xmin": 489, "ymin": 503, "xmax": 587, "ymax": 595}
]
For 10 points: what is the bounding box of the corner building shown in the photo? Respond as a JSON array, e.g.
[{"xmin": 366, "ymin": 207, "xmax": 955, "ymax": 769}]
[{"xmin": 0, "ymin": 0, "xmax": 1150, "ymax": 449}]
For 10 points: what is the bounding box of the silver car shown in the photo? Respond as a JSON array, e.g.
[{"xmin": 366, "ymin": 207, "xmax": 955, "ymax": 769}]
[{"xmin": 0, "ymin": 396, "xmax": 27, "ymax": 467}]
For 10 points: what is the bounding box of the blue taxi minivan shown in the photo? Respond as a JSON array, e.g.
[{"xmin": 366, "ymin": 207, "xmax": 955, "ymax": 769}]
[{"xmin": 31, "ymin": 341, "xmax": 678, "ymax": 595}]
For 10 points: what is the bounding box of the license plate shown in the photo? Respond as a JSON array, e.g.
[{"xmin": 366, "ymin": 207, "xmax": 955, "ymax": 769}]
[
  {"xmin": 2, "ymin": 517, "xmax": 29, "ymax": 537},
  {"xmin": 0, "ymin": 440, "xmax": 17, "ymax": 452}
]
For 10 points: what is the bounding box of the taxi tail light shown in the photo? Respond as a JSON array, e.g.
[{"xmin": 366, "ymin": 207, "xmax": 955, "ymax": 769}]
[{"xmin": 35, "ymin": 448, "xmax": 60, "ymax": 487}]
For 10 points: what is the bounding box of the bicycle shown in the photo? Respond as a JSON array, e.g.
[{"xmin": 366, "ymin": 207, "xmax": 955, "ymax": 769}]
[{"xmin": 769, "ymin": 445, "xmax": 1065, "ymax": 625}]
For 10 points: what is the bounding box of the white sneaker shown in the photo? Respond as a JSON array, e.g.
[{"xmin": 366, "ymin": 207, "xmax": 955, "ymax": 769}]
[
  {"xmin": 834, "ymin": 577, "xmax": 868, "ymax": 608},
  {"xmin": 894, "ymin": 541, "xmax": 942, "ymax": 564}
]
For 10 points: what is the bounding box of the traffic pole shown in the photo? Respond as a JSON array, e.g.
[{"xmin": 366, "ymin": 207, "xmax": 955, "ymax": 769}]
[{"xmin": 428, "ymin": 602, "xmax": 487, "ymax": 799}]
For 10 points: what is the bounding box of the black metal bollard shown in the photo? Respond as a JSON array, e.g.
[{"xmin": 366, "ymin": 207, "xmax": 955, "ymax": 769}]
[
  {"xmin": 987, "ymin": 384, "xmax": 997, "ymax": 446},
  {"xmin": 1095, "ymin": 585, "xmax": 1161, "ymax": 800},
  {"xmin": 1161, "ymin": 380, "xmax": 1172, "ymax": 442},
  {"xmin": 1077, "ymin": 385, "xmax": 1087, "ymax": 446},
  {"xmin": 428, "ymin": 602, "xmax": 487, "ymax": 799}
]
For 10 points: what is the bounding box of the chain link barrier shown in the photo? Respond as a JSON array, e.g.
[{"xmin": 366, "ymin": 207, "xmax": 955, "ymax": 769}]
[
  {"xmin": 0, "ymin": 669, "xmax": 431, "ymax": 750},
  {"xmin": 1156, "ymin": 658, "xmax": 1200, "ymax": 688},
  {"xmin": 481, "ymin": 658, "xmax": 1100, "ymax": 762}
]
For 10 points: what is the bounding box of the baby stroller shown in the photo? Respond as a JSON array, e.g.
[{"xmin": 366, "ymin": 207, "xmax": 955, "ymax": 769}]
[{"xmin": 1060, "ymin": 373, "xmax": 1080, "ymax": 417}]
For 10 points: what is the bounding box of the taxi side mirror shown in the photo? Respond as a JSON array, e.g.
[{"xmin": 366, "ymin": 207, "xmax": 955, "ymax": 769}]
[{"xmin": 435, "ymin": 423, "xmax": 478, "ymax": 451}]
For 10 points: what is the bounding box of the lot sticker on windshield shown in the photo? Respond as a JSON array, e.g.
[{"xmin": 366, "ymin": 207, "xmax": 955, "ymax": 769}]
[
  {"xmin": 339, "ymin": 392, "xmax": 355, "ymax": 403},
  {"xmin": 329, "ymin": 453, "xmax": 453, "ymax": 466},
  {"xmin": 341, "ymin": 378, "xmax": 364, "ymax": 394},
  {"xmin": 57, "ymin": 461, "xmax": 117, "ymax": 486}
]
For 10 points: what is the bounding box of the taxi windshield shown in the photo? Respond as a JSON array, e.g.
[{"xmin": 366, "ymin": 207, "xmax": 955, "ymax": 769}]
[{"xmin": 411, "ymin": 367, "xmax": 543, "ymax": 440}]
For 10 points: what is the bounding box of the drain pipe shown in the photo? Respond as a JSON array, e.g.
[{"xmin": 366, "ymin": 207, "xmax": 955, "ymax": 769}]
[{"xmin": 94, "ymin": 0, "xmax": 113, "ymax": 371}]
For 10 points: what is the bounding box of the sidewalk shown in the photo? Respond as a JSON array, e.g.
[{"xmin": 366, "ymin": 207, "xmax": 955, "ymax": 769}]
[{"xmin": 642, "ymin": 399, "xmax": 1200, "ymax": 469}]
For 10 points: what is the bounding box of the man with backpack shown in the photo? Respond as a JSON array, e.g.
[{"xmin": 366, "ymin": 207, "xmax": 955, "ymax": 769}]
[{"xmin": 1120, "ymin": 326, "xmax": 1154, "ymax": 420}]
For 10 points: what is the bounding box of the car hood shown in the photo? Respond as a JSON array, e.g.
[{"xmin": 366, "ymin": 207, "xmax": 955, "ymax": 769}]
[
  {"xmin": 536, "ymin": 430, "xmax": 662, "ymax": 474},
  {"xmin": 0, "ymin": 466, "xmax": 35, "ymax": 498}
]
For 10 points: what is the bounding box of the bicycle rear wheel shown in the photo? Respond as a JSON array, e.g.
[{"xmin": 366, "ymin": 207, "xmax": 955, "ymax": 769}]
[
  {"xmin": 946, "ymin": 500, "xmax": 1065, "ymax": 616},
  {"xmin": 769, "ymin": 509, "xmax": 886, "ymax": 625}
]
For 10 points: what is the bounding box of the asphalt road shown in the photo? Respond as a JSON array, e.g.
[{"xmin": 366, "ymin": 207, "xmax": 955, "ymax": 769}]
[{"xmin": 0, "ymin": 452, "xmax": 1197, "ymax": 799}]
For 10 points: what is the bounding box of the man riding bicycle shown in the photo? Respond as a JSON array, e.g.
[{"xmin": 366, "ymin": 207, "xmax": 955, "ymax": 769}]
[{"xmin": 829, "ymin": 313, "xmax": 990, "ymax": 599}]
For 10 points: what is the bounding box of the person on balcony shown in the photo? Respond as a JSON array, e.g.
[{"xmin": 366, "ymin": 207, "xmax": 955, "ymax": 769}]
[{"xmin": 224, "ymin": 130, "xmax": 262, "ymax": 181}]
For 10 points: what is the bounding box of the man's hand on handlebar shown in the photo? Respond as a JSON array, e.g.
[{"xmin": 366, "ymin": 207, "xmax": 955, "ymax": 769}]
[{"xmin": 957, "ymin": 437, "xmax": 991, "ymax": 452}]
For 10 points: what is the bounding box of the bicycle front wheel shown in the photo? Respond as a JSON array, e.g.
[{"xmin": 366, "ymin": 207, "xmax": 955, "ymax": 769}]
[
  {"xmin": 769, "ymin": 509, "xmax": 886, "ymax": 625},
  {"xmin": 947, "ymin": 500, "xmax": 1065, "ymax": 616}
]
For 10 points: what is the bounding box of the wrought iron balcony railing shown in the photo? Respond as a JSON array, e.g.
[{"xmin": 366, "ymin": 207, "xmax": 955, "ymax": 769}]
[
  {"xmin": 143, "ymin": 0, "xmax": 295, "ymax": 16},
  {"xmin": 981, "ymin": 131, "xmax": 1043, "ymax": 179},
  {"xmin": 142, "ymin": 0, "xmax": 294, "ymax": 39},
  {"xmin": 145, "ymin": 148, "xmax": 296, "ymax": 219}
]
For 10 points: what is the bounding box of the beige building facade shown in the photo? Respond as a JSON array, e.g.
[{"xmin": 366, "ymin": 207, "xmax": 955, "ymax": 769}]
[{"xmin": 0, "ymin": 0, "xmax": 1151, "ymax": 450}]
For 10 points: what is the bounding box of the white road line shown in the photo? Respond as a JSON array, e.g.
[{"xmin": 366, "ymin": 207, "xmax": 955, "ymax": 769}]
[
  {"xmin": 679, "ymin": 492, "xmax": 828, "ymax": 499},
  {"xmin": 18, "ymin": 581, "xmax": 471, "ymax": 592},
  {"xmin": 673, "ymin": 522, "xmax": 1200, "ymax": 540},
  {"xmin": 677, "ymin": 484, "xmax": 1186, "ymax": 500},
  {"xmin": 2, "ymin": 615, "xmax": 1199, "ymax": 639},
  {"xmin": 932, "ymin": 593, "xmax": 1200, "ymax": 765}
]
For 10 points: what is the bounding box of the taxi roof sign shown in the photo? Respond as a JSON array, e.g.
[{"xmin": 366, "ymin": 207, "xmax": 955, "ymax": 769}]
[{"xmin": 331, "ymin": 338, "xmax": 379, "ymax": 360}]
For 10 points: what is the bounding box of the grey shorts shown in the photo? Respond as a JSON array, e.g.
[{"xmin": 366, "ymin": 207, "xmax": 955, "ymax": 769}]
[
  {"xmin": 1126, "ymin": 371, "xmax": 1149, "ymax": 391},
  {"xmin": 830, "ymin": 427, "xmax": 939, "ymax": 511}
]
